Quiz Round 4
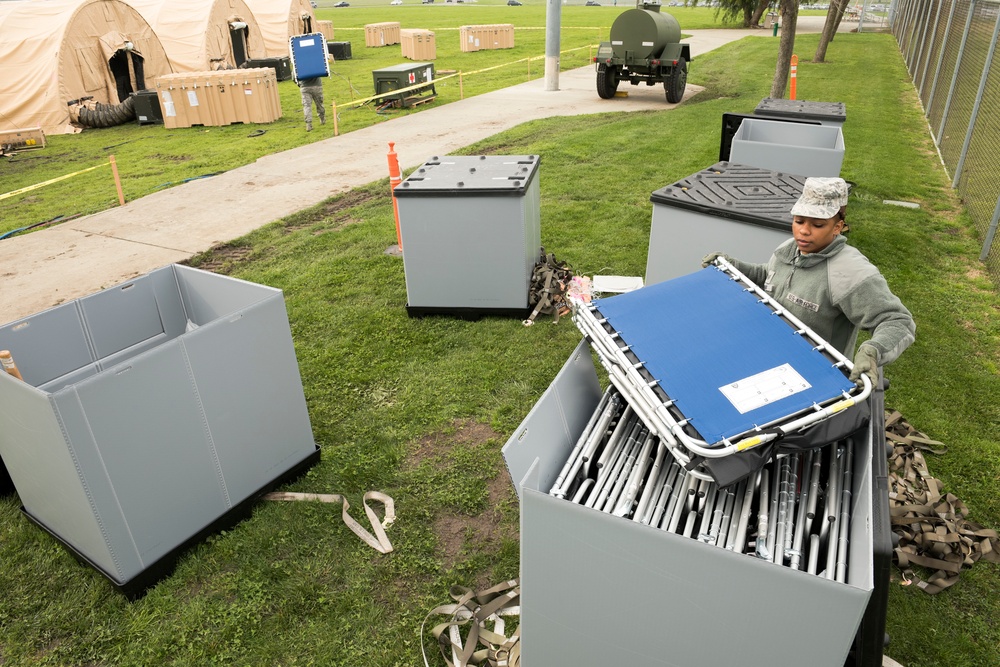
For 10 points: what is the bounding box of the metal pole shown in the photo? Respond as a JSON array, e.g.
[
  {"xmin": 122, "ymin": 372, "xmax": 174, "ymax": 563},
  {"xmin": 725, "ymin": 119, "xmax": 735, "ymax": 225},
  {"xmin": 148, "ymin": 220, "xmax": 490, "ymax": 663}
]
[
  {"xmin": 903, "ymin": 0, "xmax": 923, "ymax": 66},
  {"xmin": 911, "ymin": 0, "xmax": 935, "ymax": 79},
  {"xmin": 979, "ymin": 192, "xmax": 1000, "ymax": 261},
  {"xmin": 544, "ymin": 0, "xmax": 561, "ymax": 91},
  {"xmin": 917, "ymin": 0, "xmax": 947, "ymax": 97},
  {"xmin": 926, "ymin": 0, "xmax": 960, "ymax": 121},
  {"xmin": 953, "ymin": 7, "xmax": 1000, "ymax": 187},
  {"xmin": 859, "ymin": 0, "xmax": 867, "ymax": 33},
  {"xmin": 937, "ymin": 0, "xmax": 978, "ymax": 142}
]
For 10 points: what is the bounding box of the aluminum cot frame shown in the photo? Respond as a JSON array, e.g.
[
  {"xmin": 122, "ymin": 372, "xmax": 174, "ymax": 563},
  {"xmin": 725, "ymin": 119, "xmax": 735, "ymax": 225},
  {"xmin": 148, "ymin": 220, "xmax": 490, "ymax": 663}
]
[{"xmin": 571, "ymin": 258, "xmax": 872, "ymax": 482}]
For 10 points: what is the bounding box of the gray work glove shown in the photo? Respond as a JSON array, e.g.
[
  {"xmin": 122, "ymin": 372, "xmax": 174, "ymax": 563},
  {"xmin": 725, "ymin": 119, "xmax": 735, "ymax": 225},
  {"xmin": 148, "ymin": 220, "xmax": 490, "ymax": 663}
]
[
  {"xmin": 701, "ymin": 251, "xmax": 733, "ymax": 268},
  {"xmin": 848, "ymin": 342, "xmax": 880, "ymax": 388}
]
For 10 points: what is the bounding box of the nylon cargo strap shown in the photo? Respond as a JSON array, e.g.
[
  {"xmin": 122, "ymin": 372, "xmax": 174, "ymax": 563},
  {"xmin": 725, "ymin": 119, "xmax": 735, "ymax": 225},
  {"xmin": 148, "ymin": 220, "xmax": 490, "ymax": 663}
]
[
  {"xmin": 885, "ymin": 410, "xmax": 1000, "ymax": 593},
  {"xmin": 263, "ymin": 491, "xmax": 395, "ymax": 554},
  {"xmin": 421, "ymin": 579, "xmax": 521, "ymax": 667},
  {"xmin": 524, "ymin": 248, "xmax": 574, "ymax": 327}
]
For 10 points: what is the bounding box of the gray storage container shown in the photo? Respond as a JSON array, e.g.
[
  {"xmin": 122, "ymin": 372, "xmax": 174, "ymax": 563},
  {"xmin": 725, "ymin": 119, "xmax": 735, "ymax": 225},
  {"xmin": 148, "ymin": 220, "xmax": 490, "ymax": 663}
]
[
  {"xmin": 754, "ymin": 97, "xmax": 847, "ymax": 128},
  {"xmin": 502, "ymin": 340, "xmax": 879, "ymax": 667},
  {"xmin": 729, "ymin": 117, "xmax": 845, "ymax": 178},
  {"xmin": 645, "ymin": 162, "xmax": 805, "ymax": 285},
  {"xmin": 0, "ymin": 265, "xmax": 319, "ymax": 596},
  {"xmin": 394, "ymin": 154, "xmax": 541, "ymax": 317}
]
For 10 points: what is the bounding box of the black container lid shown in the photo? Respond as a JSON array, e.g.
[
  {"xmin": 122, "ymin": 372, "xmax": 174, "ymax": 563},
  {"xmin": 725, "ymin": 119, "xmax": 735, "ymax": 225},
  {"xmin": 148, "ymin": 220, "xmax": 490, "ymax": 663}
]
[
  {"xmin": 649, "ymin": 162, "xmax": 806, "ymax": 232},
  {"xmin": 753, "ymin": 98, "xmax": 847, "ymax": 122},
  {"xmin": 394, "ymin": 155, "xmax": 540, "ymax": 197},
  {"xmin": 373, "ymin": 62, "xmax": 434, "ymax": 74}
]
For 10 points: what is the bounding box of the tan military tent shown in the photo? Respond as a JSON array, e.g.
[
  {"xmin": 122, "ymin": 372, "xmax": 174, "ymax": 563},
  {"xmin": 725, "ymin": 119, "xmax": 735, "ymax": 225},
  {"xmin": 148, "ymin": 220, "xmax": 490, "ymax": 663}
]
[
  {"xmin": 126, "ymin": 0, "xmax": 268, "ymax": 72},
  {"xmin": 243, "ymin": 0, "xmax": 317, "ymax": 58},
  {"xmin": 0, "ymin": 0, "xmax": 173, "ymax": 135}
]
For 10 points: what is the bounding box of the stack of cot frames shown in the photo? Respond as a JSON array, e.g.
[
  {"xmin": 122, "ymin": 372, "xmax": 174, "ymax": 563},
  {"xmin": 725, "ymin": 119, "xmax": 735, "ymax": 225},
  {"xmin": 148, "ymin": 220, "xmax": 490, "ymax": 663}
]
[{"xmin": 559, "ymin": 258, "xmax": 873, "ymax": 578}]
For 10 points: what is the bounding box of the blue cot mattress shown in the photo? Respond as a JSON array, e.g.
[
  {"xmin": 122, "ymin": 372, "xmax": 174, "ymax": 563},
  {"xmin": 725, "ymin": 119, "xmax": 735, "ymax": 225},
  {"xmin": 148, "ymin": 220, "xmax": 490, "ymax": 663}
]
[{"xmin": 593, "ymin": 267, "xmax": 854, "ymax": 445}]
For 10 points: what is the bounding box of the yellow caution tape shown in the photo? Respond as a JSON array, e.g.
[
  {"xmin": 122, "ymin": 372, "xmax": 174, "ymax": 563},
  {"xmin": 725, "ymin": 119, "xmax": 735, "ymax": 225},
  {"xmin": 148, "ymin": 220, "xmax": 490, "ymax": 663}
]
[{"xmin": 0, "ymin": 161, "xmax": 111, "ymax": 202}]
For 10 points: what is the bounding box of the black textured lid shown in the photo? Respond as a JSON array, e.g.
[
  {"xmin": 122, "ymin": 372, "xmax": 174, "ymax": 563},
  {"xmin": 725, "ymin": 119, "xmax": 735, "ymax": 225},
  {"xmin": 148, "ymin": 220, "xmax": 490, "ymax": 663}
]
[
  {"xmin": 394, "ymin": 155, "xmax": 540, "ymax": 196},
  {"xmin": 649, "ymin": 162, "xmax": 807, "ymax": 231},
  {"xmin": 753, "ymin": 98, "xmax": 847, "ymax": 122}
]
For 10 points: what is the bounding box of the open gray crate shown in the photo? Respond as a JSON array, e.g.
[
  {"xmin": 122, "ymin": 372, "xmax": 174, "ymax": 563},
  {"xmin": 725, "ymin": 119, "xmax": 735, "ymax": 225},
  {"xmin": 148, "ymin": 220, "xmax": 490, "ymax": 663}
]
[
  {"xmin": 502, "ymin": 340, "xmax": 880, "ymax": 667},
  {"xmin": 729, "ymin": 117, "xmax": 846, "ymax": 178},
  {"xmin": 0, "ymin": 265, "xmax": 319, "ymax": 596}
]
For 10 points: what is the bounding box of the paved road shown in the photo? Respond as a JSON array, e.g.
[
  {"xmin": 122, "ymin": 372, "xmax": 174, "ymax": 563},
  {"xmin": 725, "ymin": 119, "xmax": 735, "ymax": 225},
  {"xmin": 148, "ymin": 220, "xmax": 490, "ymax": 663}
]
[{"xmin": 0, "ymin": 17, "xmax": 839, "ymax": 321}]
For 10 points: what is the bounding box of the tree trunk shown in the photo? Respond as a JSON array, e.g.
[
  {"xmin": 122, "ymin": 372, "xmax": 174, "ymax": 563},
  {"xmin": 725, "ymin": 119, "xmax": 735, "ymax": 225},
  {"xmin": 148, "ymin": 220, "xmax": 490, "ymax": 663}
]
[
  {"xmin": 832, "ymin": 0, "xmax": 852, "ymax": 38},
  {"xmin": 814, "ymin": 0, "xmax": 848, "ymax": 61},
  {"xmin": 769, "ymin": 0, "xmax": 799, "ymax": 98},
  {"xmin": 750, "ymin": 0, "xmax": 771, "ymax": 27}
]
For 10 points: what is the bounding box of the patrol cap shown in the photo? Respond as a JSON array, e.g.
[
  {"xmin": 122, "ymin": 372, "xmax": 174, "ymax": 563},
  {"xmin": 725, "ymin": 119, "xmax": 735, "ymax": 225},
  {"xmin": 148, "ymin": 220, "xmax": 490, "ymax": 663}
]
[{"xmin": 790, "ymin": 177, "xmax": 849, "ymax": 219}]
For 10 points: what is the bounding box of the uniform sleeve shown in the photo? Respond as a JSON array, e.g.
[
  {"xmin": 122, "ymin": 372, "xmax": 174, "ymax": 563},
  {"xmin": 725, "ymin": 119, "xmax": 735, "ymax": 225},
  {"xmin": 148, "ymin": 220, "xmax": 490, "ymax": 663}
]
[
  {"xmin": 727, "ymin": 256, "xmax": 770, "ymax": 288},
  {"xmin": 836, "ymin": 272, "xmax": 916, "ymax": 366}
]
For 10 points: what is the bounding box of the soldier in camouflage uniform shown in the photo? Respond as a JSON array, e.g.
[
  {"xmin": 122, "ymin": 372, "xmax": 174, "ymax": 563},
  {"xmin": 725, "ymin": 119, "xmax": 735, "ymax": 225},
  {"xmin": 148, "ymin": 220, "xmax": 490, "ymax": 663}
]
[{"xmin": 296, "ymin": 76, "xmax": 326, "ymax": 131}]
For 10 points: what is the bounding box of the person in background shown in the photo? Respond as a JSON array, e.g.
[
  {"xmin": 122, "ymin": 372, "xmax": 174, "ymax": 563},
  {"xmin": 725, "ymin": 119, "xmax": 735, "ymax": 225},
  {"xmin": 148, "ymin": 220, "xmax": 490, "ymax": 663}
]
[
  {"xmin": 702, "ymin": 176, "xmax": 915, "ymax": 387},
  {"xmin": 297, "ymin": 76, "xmax": 325, "ymax": 131}
]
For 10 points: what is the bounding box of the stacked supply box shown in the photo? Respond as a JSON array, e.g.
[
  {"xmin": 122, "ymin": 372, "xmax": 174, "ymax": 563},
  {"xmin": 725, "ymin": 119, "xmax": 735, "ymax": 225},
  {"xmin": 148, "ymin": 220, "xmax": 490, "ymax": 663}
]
[
  {"xmin": 317, "ymin": 19, "xmax": 334, "ymax": 41},
  {"xmin": 0, "ymin": 265, "xmax": 320, "ymax": 596},
  {"xmin": 365, "ymin": 21, "xmax": 401, "ymax": 47},
  {"xmin": 394, "ymin": 154, "xmax": 541, "ymax": 317},
  {"xmin": 729, "ymin": 117, "xmax": 845, "ymax": 178},
  {"xmin": 244, "ymin": 56, "xmax": 293, "ymax": 81},
  {"xmin": 754, "ymin": 97, "xmax": 847, "ymax": 129},
  {"xmin": 501, "ymin": 338, "xmax": 891, "ymax": 667},
  {"xmin": 401, "ymin": 29, "xmax": 436, "ymax": 60},
  {"xmin": 155, "ymin": 69, "xmax": 281, "ymax": 128},
  {"xmin": 328, "ymin": 41, "xmax": 353, "ymax": 60},
  {"xmin": 645, "ymin": 162, "xmax": 806, "ymax": 285},
  {"xmin": 290, "ymin": 33, "xmax": 330, "ymax": 81},
  {"xmin": 459, "ymin": 24, "xmax": 514, "ymax": 52},
  {"xmin": 372, "ymin": 62, "xmax": 436, "ymax": 108}
]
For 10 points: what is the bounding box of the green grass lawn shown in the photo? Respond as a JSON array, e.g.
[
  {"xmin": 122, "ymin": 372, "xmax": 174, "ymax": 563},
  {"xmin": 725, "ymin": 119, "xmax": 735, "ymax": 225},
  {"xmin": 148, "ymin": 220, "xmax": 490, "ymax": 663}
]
[
  {"xmin": 0, "ymin": 24, "xmax": 998, "ymax": 667},
  {"xmin": 0, "ymin": 5, "xmax": 735, "ymax": 238}
]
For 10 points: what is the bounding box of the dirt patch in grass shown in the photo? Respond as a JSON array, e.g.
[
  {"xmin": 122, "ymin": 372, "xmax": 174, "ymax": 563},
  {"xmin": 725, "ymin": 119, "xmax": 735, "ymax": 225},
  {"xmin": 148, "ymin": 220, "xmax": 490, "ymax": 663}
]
[
  {"xmin": 185, "ymin": 243, "xmax": 253, "ymax": 274},
  {"xmin": 405, "ymin": 419, "xmax": 500, "ymax": 472}
]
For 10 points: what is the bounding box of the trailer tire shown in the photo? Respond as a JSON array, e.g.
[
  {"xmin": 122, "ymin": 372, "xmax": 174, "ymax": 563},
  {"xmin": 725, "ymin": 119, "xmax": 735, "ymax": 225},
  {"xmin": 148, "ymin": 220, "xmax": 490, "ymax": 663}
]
[
  {"xmin": 665, "ymin": 57, "xmax": 687, "ymax": 104},
  {"xmin": 596, "ymin": 64, "xmax": 619, "ymax": 99}
]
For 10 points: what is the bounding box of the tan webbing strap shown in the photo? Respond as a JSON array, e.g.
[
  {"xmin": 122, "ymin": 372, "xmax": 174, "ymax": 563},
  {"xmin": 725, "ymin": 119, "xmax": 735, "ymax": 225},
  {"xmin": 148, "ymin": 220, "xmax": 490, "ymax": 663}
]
[
  {"xmin": 885, "ymin": 410, "xmax": 999, "ymax": 594},
  {"xmin": 263, "ymin": 491, "xmax": 395, "ymax": 554},
  {"xmin": 524, "ymin": 248, "xmax": 574, "ymax": 327},
  {"xmin": 421, "ymin": 579, "xmax": 521, "ymax": 667}
]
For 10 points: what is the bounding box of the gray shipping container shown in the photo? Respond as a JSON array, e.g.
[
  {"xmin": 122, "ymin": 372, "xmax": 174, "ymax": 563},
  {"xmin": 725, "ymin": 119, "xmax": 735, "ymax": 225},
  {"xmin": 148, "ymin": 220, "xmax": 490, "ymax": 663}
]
[
  {"xmin": 395, "ymin": 154, "xmax": 541, "ymax": 316},
  {"xmin": 729, "ymin": 117, "xmax": 846, "ymax": 178},
  {"xmin": 645, "ymin": 162, "xmax": 806, "ymax": 285},
  {"xmin": 0, "ymin": 265, "xmax": 319, "ymax": 595},
  {"xmin": 502, "ymin": 339, "xmax": 879, "ymax": 666}
]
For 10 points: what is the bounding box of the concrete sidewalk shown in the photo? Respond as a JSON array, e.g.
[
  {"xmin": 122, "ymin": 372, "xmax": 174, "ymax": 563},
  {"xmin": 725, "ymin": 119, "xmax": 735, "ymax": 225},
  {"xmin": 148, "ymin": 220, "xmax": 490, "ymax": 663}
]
[{"xmin": 0, "ymin": 19, "xmax": 831, "ymax": 321}]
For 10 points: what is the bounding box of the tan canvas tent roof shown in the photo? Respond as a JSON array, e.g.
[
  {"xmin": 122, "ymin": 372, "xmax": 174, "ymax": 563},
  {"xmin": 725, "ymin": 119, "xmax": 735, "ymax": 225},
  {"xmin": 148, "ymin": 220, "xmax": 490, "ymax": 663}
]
[
  {"xmin": 0, "ymin": 0, "xmax": 173, "ymax": 135},
  {"xmin": 243, "ymin": 0, "xmax": 317, "ymax": 58},
  {"xmin": 125, "ymin": 0, "xmax": 268, "ymax": 72}
]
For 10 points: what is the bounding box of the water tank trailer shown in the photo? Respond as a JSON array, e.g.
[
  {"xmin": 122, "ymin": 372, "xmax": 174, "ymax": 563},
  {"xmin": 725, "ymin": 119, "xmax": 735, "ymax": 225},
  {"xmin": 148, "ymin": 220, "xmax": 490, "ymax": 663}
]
[{"xmin": 594, "ymin": 1, "xmax": 691, "ymax": 103}]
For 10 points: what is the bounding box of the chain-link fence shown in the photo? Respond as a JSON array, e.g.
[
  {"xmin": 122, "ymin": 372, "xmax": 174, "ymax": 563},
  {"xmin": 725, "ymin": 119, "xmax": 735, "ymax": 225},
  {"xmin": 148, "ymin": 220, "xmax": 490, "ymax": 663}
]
[{"xmin": 891, "ymin": 0, "xmax": 1000, "ymax": 282}]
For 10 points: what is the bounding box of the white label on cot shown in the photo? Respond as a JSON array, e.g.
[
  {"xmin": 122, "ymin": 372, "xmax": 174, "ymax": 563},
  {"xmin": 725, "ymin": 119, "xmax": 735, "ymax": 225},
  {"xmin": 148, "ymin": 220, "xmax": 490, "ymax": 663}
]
[{"xmin": 719, "ymin": 363, "xmax": 811, "ymax": 415}]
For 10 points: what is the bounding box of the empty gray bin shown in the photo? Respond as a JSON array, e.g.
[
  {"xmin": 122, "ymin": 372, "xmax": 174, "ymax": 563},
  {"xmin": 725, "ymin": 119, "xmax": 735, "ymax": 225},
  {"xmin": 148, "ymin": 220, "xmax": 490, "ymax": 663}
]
[
  {"xmin": 754, "ymin": 97, "xmax": 847, "ymax": 128},
  {"xmin": 502, "ymin": 340, "xmax": 878, "ymax": 667},
  {"xmin": 729, "ymin": 117, "xmax": 845, "ymax": 178},
  {"xmin": 645, "ymin": 162, "xmax": 806, "ymax": 285},
  {"xmin": 394, "ymin": 154, "xmax": 541, "ymax": 317},
  {"xmin": 0, "ymin": 265, "xmax": 319, "ymax": 595}
]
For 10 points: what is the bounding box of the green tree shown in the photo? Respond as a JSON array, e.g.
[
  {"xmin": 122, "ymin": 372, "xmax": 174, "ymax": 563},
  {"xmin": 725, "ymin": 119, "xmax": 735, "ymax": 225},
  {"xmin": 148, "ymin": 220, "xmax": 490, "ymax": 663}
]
[{"xmin": 714, "ymin": 0, "xmax": 767, "ymax": 27}]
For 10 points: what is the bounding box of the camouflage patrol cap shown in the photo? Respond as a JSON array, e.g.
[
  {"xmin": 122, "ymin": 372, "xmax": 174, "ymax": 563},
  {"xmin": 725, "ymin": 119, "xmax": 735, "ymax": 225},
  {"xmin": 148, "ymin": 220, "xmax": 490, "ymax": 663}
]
[{"xmin": 790, "ymin": 177, "xmax": 849, "ymax": 219}]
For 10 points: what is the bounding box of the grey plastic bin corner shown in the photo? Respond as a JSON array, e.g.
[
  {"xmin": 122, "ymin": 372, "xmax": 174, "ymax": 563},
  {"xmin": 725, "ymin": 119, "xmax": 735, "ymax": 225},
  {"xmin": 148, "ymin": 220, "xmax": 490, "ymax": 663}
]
[
  {"xmin": 729, "ymin": 117, "xmax": 845, "ymax": 178},
  {"xmin": 394, "ymin": 154, "xmax": 541, "ymax": 317},
  {"xmin": 645, "ymin": 162, "xmax": 806, "ymax": 285},
  {"xmin": 502, "ymin": 339, "xmax": 879, "ymax": 667},
  {"xmin": 0, "ymin": 265, "xmax": 319, "ymax": 594},
  {"xmin": 754, "ymin": 97, "xmax": 847, "ymax": 128}
]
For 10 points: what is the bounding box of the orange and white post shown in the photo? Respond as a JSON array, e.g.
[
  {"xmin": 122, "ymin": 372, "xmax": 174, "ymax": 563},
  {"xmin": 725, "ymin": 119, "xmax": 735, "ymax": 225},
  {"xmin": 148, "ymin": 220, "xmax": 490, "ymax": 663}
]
[
  {"xmin": 790, "ymin": 54, "xmax": 798, "ymax": 100},
  {"xmin": 386, "ymin": 142, "xmax": 403, "ymax": 252},
  {"xmin": 109, "ymin": 154, "xmax": 125, "ymax": 206}
]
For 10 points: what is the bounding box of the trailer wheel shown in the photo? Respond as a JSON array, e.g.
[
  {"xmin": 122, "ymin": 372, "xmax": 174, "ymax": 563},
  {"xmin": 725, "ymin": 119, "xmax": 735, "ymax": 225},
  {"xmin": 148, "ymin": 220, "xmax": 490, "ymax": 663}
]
[
  {"xmin": 597, "ymin": 64, "xmax": 619, "ymax": 99},
  {"xmin": 665, "ymin": 57, "xmax": 687, "ymax": 104}
]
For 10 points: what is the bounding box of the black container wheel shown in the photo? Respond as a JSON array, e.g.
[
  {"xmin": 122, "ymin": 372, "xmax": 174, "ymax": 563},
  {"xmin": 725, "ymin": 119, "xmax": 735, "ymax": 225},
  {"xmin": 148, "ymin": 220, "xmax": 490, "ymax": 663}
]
[
  {"xmin": 665, "ymin": 57, "xmax": 687, "ymax": 104},
  {"xmin": 597, "ymin": 64, "xmax": 619, "ymax": 99}
]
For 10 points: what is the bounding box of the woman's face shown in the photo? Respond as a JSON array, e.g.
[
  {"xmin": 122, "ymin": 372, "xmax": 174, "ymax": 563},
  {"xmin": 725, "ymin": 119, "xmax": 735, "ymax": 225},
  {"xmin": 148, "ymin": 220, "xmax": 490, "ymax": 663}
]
[{"xmin": 792, "ymin": 214, "xmax": 844, "ymax": 254}]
